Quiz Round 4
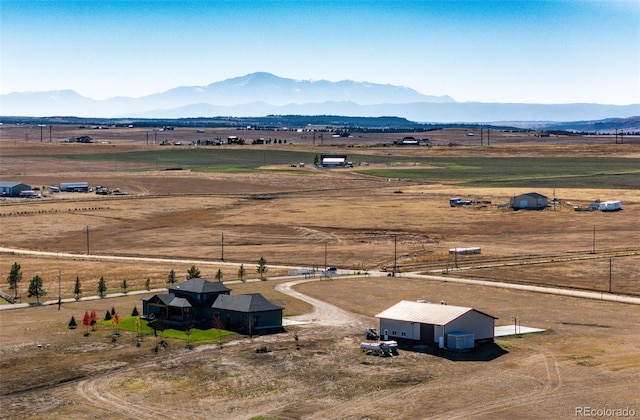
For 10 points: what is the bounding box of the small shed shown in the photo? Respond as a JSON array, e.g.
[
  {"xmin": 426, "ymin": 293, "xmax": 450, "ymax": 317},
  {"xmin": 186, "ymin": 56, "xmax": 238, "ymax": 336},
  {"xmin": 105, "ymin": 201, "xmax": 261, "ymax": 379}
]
[
  {"xmin": 375, "ymin": 300, "xmax": 496, "ymax": 348},
  {"xmin": 510, "ymin": 192, "xmax": 548, "ymax": 210},
  {"xmin": 0, "ymin": 181, "xmax": 32, "ymax": 197}
]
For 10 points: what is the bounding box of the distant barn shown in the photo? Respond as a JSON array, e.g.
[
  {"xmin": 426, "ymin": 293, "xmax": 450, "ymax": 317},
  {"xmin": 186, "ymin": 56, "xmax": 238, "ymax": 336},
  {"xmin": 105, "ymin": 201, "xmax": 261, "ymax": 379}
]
[
  {"xmin": 320, "ymin": 154, "xmax": 348, "ymax": 167},
  {"xmin": 0, "ymin": 181, "xmax": 32, "ymax": 197},
  {"xmin": 510, "ymin": 192, "xmax": 548, "ymax": 210}
]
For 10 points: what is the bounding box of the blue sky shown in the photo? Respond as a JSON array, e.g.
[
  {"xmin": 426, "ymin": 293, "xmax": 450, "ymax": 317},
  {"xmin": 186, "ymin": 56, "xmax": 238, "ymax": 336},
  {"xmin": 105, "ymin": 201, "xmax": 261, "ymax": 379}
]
[{"xmin": 1, "ymin": 0, "xmax": 639, "ymax": 104}]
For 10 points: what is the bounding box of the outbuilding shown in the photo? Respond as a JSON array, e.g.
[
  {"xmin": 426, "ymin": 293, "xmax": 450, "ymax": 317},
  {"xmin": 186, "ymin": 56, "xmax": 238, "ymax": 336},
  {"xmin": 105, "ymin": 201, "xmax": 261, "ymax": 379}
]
[
  {"xmin": 510, "ymin": 192, "xmax": 548, "ymax": 210},
  {"xmin": 375, "ymin": 300, "xmax": 496, "ymax": 348},
  {"xmin": 0, "ymin": 181, "xmax": 32, "ymax": 197},
  {"xmin": 60, "ymin": 182, "xmax": 89, "ymax": 192},
  {"xmin": 320, "ymin": 154, "xmax": 348, "ymax": 167}
]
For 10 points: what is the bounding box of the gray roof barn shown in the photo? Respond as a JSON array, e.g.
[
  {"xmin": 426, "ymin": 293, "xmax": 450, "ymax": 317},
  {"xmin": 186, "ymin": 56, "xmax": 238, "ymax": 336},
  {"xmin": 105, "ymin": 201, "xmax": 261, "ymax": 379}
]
[
  {"xmin": 0, "ymin": 181, "xmax": 32, "ymax": 197},
  {"xmin": 510, "ymin": 192, "xmax": 548, "ymax": 210}
]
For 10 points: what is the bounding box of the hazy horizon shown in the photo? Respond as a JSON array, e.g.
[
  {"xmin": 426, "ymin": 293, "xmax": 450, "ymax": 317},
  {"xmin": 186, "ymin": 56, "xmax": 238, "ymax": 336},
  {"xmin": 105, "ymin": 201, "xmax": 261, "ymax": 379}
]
[{"xmin": 1, "ymin": 1, "xmax": 639, "ymax": 105}]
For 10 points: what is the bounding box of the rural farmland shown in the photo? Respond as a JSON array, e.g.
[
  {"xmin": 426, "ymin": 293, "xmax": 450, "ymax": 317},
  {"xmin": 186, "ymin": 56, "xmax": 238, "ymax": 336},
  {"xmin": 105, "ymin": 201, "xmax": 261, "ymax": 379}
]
[{"xmin": 1, "ymin": 125, "xmax": 639, "ymax": 419}]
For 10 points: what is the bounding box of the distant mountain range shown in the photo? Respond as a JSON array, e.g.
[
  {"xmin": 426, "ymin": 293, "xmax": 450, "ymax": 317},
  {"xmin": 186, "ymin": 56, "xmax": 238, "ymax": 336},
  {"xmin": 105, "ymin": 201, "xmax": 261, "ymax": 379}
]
[{"xmin": 1, "ymin": 72, "xmax": 639, "ymax": 123}]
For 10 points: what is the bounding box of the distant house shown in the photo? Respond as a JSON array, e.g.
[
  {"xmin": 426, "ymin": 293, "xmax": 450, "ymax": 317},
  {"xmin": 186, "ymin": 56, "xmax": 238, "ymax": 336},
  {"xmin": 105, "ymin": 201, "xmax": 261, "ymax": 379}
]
[
  {"xmin": 376, "ymin": 300, "xmax": 496, "ymax": 349},
  {"xmin": 510, "ymin": 192, "xmax": 548, "ymax": 210},
  {"xmin": 0, "ymin": 181, "xmax": 32, "ymax": 197},
  {"xmin": 212, "ymin": 293, "xmax": 284, "ymax": 334}
]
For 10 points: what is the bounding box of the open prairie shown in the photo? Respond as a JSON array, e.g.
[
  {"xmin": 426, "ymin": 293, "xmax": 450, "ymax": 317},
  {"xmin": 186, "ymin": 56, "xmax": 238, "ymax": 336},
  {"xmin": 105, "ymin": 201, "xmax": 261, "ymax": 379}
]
[{"xmin": 1, "ymin": 126, "xmax": 639, "ymax": 419}]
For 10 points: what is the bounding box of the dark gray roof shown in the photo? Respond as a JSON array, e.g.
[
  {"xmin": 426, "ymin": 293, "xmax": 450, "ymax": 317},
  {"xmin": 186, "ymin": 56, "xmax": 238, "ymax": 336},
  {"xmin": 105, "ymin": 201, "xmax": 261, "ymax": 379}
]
[
  {"xmin": 519, "ymin": 192, "xmax": 547, "ymax": 199},
  {"xmin": 212, "ymin": 293, "xmax": 283, "ymax": 313},
  {"xmin": 145, "ymin": 293, "xmax": 192, "ymax": 308},
  {"xmin": 169, "ymin": 278, "xmax": 231, "ymax": 294},
  {"xmin": 0, "ymin": 181, "xmax": 29, "ymax": 188}
]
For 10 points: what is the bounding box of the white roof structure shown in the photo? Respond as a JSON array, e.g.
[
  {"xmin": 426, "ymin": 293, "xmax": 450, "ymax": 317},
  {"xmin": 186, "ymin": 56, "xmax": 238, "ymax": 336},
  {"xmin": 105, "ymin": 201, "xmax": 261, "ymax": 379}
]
[{"xmin": 375, "ymin": 300, "xmax": 495, "ymax": 325}]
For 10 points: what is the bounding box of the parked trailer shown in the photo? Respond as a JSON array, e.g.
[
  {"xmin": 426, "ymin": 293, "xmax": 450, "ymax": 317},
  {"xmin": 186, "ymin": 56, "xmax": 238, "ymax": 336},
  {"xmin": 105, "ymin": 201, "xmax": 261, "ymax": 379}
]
[
  {"xmin": 360, "ymin": 340, "xmax": 398, "ymax": 356},
  {"xmin": 599, "ymin": 201, "xmax": 622, "ymax": 212}
]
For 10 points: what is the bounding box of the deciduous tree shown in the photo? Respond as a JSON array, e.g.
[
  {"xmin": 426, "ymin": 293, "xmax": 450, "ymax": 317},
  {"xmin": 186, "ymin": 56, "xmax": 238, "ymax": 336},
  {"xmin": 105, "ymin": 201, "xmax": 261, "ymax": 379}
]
[
  {"xmin": 215, "ymin": 269, "xmax": 223, "ymax": 283},
  {"xmin": 257, "ymin": 257, "xmax": 268, "ymax": 280}
]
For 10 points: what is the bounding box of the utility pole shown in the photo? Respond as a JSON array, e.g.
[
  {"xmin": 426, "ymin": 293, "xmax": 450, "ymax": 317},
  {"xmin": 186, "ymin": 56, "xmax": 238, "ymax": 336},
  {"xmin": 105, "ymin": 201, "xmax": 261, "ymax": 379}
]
[
  {"xmin": 480, "ymin": 127, "xmax": 484, "ymax": 146},
  {"xmin": 57, "ymin": 270, "xmax": 62, "ymax": 310},
  {"xmin": 393, "ymin": 235, "xmax": 397, "ymax": 277},
  {"xmin": 49, "ymin": 125, "xmax": 52, "ymax": 142},
  {"xmin": 609, "ymin": 257, "xmax": 612, "ymax": 293},
  {"xmin": 86, "ymin": 225, "xmax": 90, "ymax": 255},
  {"xmin": 591, "ymin": 226, "xmax": 596, "ymax": 254},
  {"xmin": 221, "ymin": 232, "xmax": 224, "ymax": 261}
]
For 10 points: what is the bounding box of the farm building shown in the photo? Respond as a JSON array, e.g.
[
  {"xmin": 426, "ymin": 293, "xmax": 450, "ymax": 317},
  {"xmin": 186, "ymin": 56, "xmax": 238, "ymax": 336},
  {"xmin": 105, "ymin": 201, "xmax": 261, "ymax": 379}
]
[
  {"xmin": 510, "ymin": 192, "xmax": 548, "ymax": 210},
  {"xmin": 59, "ymin": 182, "xmax": 89, "ymax": 192},
  {"xmin": 0, "ymin": 181, "xmax": 32, "ymax": 197},
  {"xmin": 212, "ymin": 293, "xmax": 284, "ymax": 334},
  {"xmin": 320, "ymin": 154, "xmax": 349, "ymax": 167},
  {"xmin": 375, "ymin": 300, "xmax": 496, "ymax": 349},
  {"xmin": 142, "ymin": 278, "xmax": 231, "ymax": 327}
]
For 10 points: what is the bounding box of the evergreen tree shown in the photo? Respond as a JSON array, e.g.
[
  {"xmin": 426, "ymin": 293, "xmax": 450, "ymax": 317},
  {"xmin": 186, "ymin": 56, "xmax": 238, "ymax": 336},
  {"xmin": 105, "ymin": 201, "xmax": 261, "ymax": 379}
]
[
  {"xmin": 27, "ymin": 275, "xmax": 47, "ymax": 303},
  {"xmin": 68, "ymin": 315, "xmax": 77, "ymax": 329},
  {"xmin": 131, "ymin": 306, "xmax": 139, "ymax": 317},
  {"xmin": 167, "ymin": 269, "xmax": 177, "ymax": 285},
  {"xmin": 238, "ymin": 264, "xmax": 246, "ymax": 283},
  {"xmin": 111, "ymin": 306, "xmax": 116, "ymax": 316},
  {"xmin": 186, "ymin": 265, "xmax": 201, "ymax": 280},
  {"xmin": 215, "ymin": 269, "xmax": 223, "ymax": 283},
  {"xmin": 257, "ymin": 257, "xmax": 268, "ymax": 280},
  {"xmin": 7, "ymin": 262, "xmax": 22, "ymax": 300},
  {"xmin": 121, "ymin": 278, "xmax": 128, "ymax": 294},
  {"xmin": 97, "ymin": 276, "xmax": 107, "ymax": 297},
  {"xmin": 74, "ymin": 276, "xmax": 82, "ymax": 300},
  {"xmin": 105, "ymin": 310, "xmax": 112, "ymax": 321}
]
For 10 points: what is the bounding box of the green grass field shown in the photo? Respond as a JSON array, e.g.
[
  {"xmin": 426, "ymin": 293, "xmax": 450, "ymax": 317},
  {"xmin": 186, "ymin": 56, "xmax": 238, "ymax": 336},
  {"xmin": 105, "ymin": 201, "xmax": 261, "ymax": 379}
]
[{"xmin": 29, "ymin": 149, "xmax": 640, "ymax": 189}]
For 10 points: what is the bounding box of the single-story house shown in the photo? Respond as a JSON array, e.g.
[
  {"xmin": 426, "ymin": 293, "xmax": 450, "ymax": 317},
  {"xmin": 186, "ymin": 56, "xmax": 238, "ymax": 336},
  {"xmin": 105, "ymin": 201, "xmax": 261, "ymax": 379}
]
[
  {"xmin": 0, "ymin": 181, "xmax": 32, "ymax": 197},
  {"xmin": 212, "ymin": 293, "xmax": 284, "ymax": 334},
  {"xmin": 142, "ymin": 278, "xmax": 231, "ymax": 327},
  {"xmin": 510, "ymin": 192, "xmax": 548, "ymax": 210},
  {"xmin": 376, "ymin": 300, "xmax": 497, "ymax": 349}
]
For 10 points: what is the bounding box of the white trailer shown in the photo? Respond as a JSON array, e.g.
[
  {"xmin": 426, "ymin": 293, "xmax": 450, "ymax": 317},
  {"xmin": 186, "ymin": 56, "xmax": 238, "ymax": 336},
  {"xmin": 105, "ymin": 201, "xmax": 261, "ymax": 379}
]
[{"xmin": 599, "ymin": 201, "xmax": 622, "ymax": 212}]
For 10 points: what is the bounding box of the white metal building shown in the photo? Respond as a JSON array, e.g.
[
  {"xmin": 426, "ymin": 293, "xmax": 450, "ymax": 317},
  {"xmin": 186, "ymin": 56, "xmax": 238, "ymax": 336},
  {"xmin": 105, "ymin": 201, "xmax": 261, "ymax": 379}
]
[{"xmin": 375, "ymin": 300, "xmax": 497, "ymax": 348}]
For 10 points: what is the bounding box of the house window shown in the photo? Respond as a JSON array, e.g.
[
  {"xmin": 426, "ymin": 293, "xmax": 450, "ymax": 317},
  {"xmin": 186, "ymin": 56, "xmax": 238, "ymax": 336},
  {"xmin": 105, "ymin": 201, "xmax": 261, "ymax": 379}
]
[
  {"xmin": 401, "ymin": 331, "xmax": 407, "ymax": 337},
  {"xmin": 391, "ymin": 330, "xmax": 397, "ymax": 336}
]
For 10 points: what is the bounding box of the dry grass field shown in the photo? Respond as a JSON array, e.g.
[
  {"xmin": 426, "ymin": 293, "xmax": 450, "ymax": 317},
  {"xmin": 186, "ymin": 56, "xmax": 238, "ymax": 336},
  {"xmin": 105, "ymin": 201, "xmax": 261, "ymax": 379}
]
[{"xmin": 1, "ymin": 126, "xmax": 639, "ymax": 419}]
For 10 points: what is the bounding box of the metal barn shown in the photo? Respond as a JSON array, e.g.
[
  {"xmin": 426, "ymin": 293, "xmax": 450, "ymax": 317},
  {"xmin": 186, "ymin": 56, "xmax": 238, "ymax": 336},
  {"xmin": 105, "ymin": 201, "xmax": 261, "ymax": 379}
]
[{"xmin": 376, "ymin": 300, "xmax": 497, "ymax": 348}]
